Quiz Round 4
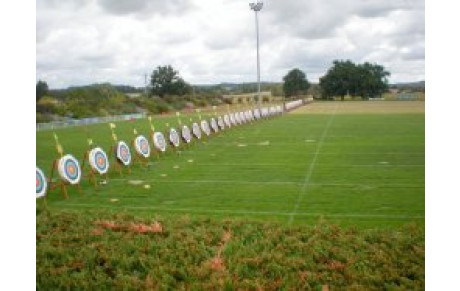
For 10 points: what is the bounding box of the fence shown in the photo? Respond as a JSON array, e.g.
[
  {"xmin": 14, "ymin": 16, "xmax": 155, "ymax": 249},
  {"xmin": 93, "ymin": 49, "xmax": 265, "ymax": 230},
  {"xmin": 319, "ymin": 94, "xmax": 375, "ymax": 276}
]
[{"xmin": 36, "ymin": 113, "xmax": 147, "ymax": 131}]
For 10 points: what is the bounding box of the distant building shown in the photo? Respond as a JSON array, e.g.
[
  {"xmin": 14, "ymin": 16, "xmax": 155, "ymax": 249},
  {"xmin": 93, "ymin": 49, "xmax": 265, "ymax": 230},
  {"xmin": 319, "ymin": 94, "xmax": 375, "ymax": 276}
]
[
  {"xmin": 222, "ymin": 91, "xmax": 272, "ymax": 104},
  {"xmin": 125, "ymin": 92, "xmax": 143, "ymax": 98}
]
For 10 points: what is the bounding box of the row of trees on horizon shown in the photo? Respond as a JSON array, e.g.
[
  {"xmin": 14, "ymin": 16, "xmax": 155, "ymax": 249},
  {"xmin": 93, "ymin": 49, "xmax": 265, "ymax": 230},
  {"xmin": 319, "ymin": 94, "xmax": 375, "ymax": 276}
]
[
  {"xmin": 37, "ymin": 59, "xmax": 392, "ymax": 101},
  {"xmin": 36, "ymin": 60, "xmax": 395, "ymax": 123}
]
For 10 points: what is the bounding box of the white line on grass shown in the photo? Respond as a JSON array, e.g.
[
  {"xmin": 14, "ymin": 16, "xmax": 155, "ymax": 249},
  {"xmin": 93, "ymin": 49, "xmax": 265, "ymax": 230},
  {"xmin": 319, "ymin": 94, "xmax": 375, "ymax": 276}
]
[
  {"xmin": 288, "ymin": 104, "xmax": 338, "ymax": 226},
  {"xmin": 55, "ymin": 203, "xmax": 425, "ymax": 220}
]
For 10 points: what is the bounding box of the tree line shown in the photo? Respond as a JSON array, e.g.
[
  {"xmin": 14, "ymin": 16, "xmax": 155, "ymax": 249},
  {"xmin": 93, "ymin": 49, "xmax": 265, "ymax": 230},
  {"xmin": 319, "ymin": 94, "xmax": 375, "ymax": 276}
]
[
  {"xmin": 36, "ymin": 60, "xmax": 391, "ymax": 122},
  {"xmin": 282, "ymin": 60, "xmax": 390, "ymax": 99}
]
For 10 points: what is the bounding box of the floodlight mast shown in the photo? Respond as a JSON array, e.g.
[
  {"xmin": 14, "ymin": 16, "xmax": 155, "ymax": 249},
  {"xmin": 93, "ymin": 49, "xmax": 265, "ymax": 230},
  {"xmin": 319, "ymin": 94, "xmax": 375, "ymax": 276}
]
[{"xmin": 250, "ymin": 1, "xmax": 263, "ymax": 107}]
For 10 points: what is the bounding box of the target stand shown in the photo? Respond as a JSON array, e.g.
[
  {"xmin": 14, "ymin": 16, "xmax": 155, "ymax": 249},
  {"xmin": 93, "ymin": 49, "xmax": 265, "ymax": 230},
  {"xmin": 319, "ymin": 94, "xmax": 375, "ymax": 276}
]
[
  {"xmin": 81, "ymin": 147, "xmax": 109, "ymax": 188},
  {"xmin": 168, "ymin": 128, "xmax": 181, "ymax": 156},
  {"xmin": 151, "ymin": 130, "xmax": 168, "ymax": 164},
  {"xmin": 132, "ymin": 135, "xmax": 151, "ymax": 169},
  {"xmin": 48, "ymin": 155, "xmax": 83, "ymax": 199},
  {"xmin": 109, "ymin": 141, "xmax": 132, "ymax": 177}
]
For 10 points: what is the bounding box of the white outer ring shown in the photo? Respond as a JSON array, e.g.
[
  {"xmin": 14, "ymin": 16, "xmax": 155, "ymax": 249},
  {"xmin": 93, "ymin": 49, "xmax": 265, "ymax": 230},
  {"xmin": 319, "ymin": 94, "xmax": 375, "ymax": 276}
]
[
  {"xmin": 58, "ymin": 154, "xmax": 82, "ymax": 185},
  {"xmin": 116, "ymin": 141, "xmax": 132, "ymax": 166},
  {"xmin": 36, "ymin": 167, "xmax": 47, "ymax": 198},
  {"xmin": 134, "ymin": 135, "xmax": 151, "ymax": 158},
  {"xmin": 88, "ymin": 147, "xmax": 109, "ymax": 175},
  {"xmin": 153, "ymin": 132, "xmax": 167, "ymax": 152},
  {"xmin": 210, "ymin": 118, "xmax": 219, "ymax": 132},
  {"xmin": 218, "ymin": 116, "xmax": 225, "ymax": 129},
  {"xmin": 201, "ymin": 120, "xmax": 211, "ymax": 136},
  {"xmin": 192, "ymin": 123, "xmax": 202, "ymax": 139},
  {"xmin": 169, "ymin": 128, "xmax": 180, "ymax": 147},
  {"xmin": 182, "ymin": 125, "xmax": 192, "ymax": 143}
]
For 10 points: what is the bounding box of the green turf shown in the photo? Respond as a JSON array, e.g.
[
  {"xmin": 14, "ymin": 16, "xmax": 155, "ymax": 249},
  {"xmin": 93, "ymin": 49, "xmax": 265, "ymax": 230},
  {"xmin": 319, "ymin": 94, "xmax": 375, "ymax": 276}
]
[{"xmin": 37, "ymin": 102, "xmax": 425, "ymax": 228}]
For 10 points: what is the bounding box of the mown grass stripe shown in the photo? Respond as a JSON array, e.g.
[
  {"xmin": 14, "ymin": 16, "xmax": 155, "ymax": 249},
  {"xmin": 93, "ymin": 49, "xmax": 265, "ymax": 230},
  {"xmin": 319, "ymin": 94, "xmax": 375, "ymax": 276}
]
[{"xmin": 288, "ymin": 104, "xmax": 338, "ymax": 226}]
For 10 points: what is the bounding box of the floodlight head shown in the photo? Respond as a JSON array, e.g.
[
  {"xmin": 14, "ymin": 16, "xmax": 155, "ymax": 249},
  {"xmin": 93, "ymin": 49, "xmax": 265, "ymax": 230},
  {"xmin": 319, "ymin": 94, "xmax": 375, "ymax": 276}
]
[{"xmin": 249, "ymin": 1, "xmax": 263, "ymax": 12}]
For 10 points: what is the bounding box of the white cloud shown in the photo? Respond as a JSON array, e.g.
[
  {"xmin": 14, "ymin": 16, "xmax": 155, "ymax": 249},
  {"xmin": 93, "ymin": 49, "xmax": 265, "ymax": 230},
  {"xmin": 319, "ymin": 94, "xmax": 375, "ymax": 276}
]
[{"xmin": 36, "ymin": 0, "xmax": 425, "ymax": 88}]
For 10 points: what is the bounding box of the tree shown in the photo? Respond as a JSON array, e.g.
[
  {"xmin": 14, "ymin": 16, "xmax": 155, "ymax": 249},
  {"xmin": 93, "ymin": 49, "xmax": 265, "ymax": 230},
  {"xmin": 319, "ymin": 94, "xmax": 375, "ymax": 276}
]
[
  {"xmin": 36, "ymin": 80, "xmax": 49, "ymax": 101},
  {"xmin": 282, "ymin": 68, "xmax": 310, "ymax": 97},
  {"xmin": 319, "ymin": 60, "xmax": 390, "ymax": 100},
  {"xmin": 150, "ymin": 65, "xmax": 191, "ymax": 97}
]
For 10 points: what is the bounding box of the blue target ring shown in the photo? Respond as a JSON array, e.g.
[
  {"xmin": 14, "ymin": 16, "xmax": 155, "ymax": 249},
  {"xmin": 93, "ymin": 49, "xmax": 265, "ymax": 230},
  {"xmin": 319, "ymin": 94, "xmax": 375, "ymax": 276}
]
[
  {"xmin": 58, "ymin": 155, "xmax": 82, "ymax": 185},
  {"xmin": 36, "ymin": 167, "xmax": 47, "ymax": 198},
  {"xmin": 135, "ymin": 135, "xmax": 150, "ymax": 158},
  {"xmin": 116, "ymin": 141, "xmax": 131, "ymax": 166},
  {"xmin": 89, "ymin": 147, "xmax": 109, "ymax": 175}
]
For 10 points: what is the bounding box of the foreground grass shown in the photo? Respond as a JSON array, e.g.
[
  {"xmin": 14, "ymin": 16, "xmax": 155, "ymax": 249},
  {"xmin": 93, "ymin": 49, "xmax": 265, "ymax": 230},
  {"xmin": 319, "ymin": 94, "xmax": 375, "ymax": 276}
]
[{"xmin": 37, "ymin": 209, "xmax": 424, "ymax": 290}]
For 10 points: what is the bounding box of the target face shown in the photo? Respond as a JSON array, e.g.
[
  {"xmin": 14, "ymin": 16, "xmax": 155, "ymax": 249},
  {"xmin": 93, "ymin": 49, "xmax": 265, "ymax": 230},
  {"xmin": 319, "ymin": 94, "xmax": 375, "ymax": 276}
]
[
  {"xmin": 239, "ymin": 112, "xmax": 246, "ymax": 123},
  {"xmin": 192, "ymin": 122, "xmax": 202, "ymax": 139},
  {"xmin": 89, "ymin": 147, "xmax": 109, "ymax": 175},
  {"xmin": 230, "ymin": 113, "xmax": 236, "ymax": 126},
  {"xmin": 224, "ymin": 115, "xmax": 231, "ymax": 128},
  {"xmin": 248, "ymin": 110, "xmax": 254, "ymax": 120},
  {"xmin": 234, "ymin": 113, "xmax": 241, "ymax": 125},
  {"xmin": 201, "ymin": 120, "xmax": 211, "ymax": 136},
  {"xmin": 181, "ymin": 125, "xmax": 192, "ymax": 143},
  {"xmin": 58, "ymin": 154, "xmax": 81, "ymax": 185},
  {"xmin": 169, "ymin": 128, "xmax": 180, "ymax": 147},
  {"xmin": 210, "ymin": 118, "xmax": 219, "ymax": 132},
  {"xmin": 254, "ymin": 108, "xmax": 261, "ymax": 119},
  {"xmin": 134, "ymin": 135, "xmax": 151, "ymax": 158},
  {"xmin": 261, "ymin": 107, "xmax": 268, "ymax": 117},
  {"xmin": 218, "ymin": 116, "xmax": 225, "ymax": 130},
  {"xmin": 153, "ymin": 132, "xmax": 167, "ymax": 152},
  {"xmin": 115, "ymin": 141, "xmax": 132, "ymax": 166},
  {"xmin": 36, "ymin": 167, "xmax": 47, "ymax": 198}
]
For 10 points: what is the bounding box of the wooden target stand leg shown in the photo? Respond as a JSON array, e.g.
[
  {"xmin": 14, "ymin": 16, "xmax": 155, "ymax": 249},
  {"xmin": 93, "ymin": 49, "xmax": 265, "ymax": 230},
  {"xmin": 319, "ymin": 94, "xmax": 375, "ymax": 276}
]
[
  {"xmin": 108, "ymin": 145, "xmax": 132, "ymax": 177},
  {"xmin": 81, "ymin": 150, "xmax": 98, "ymax": 188},
  {"xmin": 131, "ymin": 141, "xmax": 150, "ymax": 169},
  {"xmin": 81, "ymin": 150, "xmax": 109, "ymax": 189},
  {"xmin": 48, "ymin": 159, "xmax": 82, "ymax": 199}
]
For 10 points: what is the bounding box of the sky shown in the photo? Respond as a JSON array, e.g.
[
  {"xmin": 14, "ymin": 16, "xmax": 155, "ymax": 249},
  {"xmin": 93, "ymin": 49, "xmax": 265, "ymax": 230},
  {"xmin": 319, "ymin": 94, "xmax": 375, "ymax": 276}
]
[{"xmin": 36, "ymin": 0, "xmax": 425, "ymax": 89}]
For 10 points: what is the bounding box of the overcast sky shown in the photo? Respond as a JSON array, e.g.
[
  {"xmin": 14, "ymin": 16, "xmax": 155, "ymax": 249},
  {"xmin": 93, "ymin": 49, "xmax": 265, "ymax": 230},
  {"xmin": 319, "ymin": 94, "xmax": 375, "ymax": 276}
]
[{"xmin": 37, "ymin": 0, "xmax": 425, "ymax": 89}]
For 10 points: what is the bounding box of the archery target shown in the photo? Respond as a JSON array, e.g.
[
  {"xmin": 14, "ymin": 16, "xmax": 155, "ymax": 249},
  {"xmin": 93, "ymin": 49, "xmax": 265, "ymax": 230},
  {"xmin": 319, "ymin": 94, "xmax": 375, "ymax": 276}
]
[
  {"xmin": 58, "ymin": 154, "xmax": 82, "ymax": 185},
  {"xmin": 210, "ymin": 118, "xmax": 219, "ymax": 132},
  {"xmin": 248, "ymin": 110, "xmax": 254, "ymax": 120},
  {"xmin": 277, "ymin": 105, "xmax": 282, "ymax": 114},
  {"xmin": 36, "ymin": 167, "xmax": 47, "ymax": 198},
  {"xmin": 134, "ymin": 135, "xmax": 151, "ymax": 158},
  {"xmin": 238, "ymin": 112, "xmax": 244, "ymax": 123},
  {"xmin": 115, "ymin": 141, "xmax": 132, "ymax": 166},
  {"xmin": 169, "ymin": 128, "xmax": 180, "ymax": 147},
  {"xmin": 224, "ymin": 114, "xmax": 231, "ymax": 128},
  {"xmin": 240, "ymin": 112, "xmax": 246, "ymax": 123},
  {"xmin": 88, "ymin": 147, "xmax": 109, "ymax": 175},
  {"xmin": 201, "ymin": 120, "xmax": 211, "ymax": 136},
  {"xmin": 192, "ymin": 122, "xmax": 202, "ymax": 139},
  {"xmin": 153, "ymin": 132, "xmax": 167, "ymax": 152},
  {"xmin": 270, "ymin": 106, "xmax": 276, "ymax": 115},
  {"xmin": 218, "ymin": 116, "xmax": 225, "ymax": 130},
  {"xmin": 234, "ymin": 113, "xmax": 241, "ymax": 124},
  {"xmin": 181, "ymin": 125, "xmax": 192, "ymax": 143},
  {"xmin": 262, "ymin": 107, "xmax": 268, "ymax": 117},
  {"xmin": 254, "ymin": 108, "xmax": 261, "ymax": 119},
  {"xmin": 230, "ymin": 113, "xmax": 236, "ymax": 126}
]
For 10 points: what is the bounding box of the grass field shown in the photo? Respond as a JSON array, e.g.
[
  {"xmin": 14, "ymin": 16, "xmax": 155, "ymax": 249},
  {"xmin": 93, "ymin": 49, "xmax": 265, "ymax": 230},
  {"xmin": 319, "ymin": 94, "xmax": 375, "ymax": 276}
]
[
  {"xmin": 36, "ymin": 101, "xmax": 425, "ymax": 289},
  {"xmin": 37, "ymin": 101, "xmax": 425, "ymax": 228}
]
